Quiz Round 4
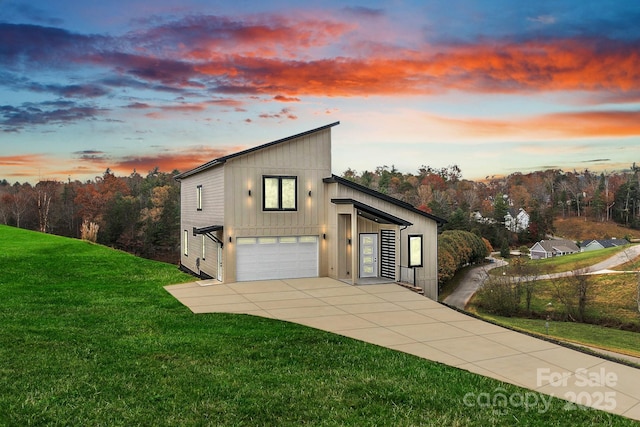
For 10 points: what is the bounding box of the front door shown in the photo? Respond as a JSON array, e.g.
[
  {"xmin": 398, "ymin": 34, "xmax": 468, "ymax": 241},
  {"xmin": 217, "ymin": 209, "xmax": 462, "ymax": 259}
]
[
  {"xmin": 359, "ymin": 233, "xmax": 378, "ymax": 278},
  {"xmin": 217, "ymin": 244, "xmax": 223, "ymax": 281}
]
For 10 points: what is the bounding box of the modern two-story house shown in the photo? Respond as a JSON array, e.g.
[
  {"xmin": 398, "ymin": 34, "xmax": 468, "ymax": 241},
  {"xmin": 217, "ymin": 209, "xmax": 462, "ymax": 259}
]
[{"xmin": 175, "ymin": 122, "xmax": 445, "ymax": 300}]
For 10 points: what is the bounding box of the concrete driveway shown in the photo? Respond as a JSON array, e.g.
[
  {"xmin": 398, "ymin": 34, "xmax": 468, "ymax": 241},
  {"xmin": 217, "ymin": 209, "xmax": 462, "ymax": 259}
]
[{"xmin": 165, "ymin": 277, "xmax": 640, "ymax": 421}]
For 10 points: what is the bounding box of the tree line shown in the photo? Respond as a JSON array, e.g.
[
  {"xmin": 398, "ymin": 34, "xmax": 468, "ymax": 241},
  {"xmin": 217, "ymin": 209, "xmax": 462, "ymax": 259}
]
[
  {"xmin": 2, "ymin": 163, "xmax": 639, "ymax": 268},
  {"xmin": 0, "ymin": 169, "xmax": 180, "ymax": 263},
  {"xmin": 342, "ymin": 163, "xmax": 640, "ymax": 250}
]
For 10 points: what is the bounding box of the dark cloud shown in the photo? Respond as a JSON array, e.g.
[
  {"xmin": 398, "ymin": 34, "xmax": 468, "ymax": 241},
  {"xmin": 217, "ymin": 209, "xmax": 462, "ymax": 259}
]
[
  {"xmin": 0, "ymin": 23, "xmax": 107, "ymax": 69},
  {"xmin": 74, "ymin": 150, "xmax": 107, "ymax": 161},
  {"xmin": 342, "ymin": 6, "xmax": 385, "ymax": 18},
  {"xmin": 0, "ymin": 100, "xmax": 107, "ymax": 132}
]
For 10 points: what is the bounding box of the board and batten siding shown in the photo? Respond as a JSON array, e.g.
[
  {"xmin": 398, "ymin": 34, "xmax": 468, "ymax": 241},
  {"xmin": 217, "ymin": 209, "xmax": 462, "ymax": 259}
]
[
  {"xmin": 326, "ymin": 181, "xmax": 439, "ymax": 299},
  {"xmin": 180, "ymin": 165, "xmax": 225, "ymax": 278},
  {"xmin": 222, "ymin": 129, "xmax": 332, "ymax": 282}
]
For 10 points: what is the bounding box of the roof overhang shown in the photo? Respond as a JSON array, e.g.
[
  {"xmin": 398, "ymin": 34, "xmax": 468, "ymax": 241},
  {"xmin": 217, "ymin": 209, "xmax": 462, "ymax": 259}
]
[
  {"xmin": 193, "ymin": 225, "xmax": 224, "ymax": 246},
  {"xmin": 323, "ymin": 175, "xmax": 446, "ymax": 225},
  {"xmin": 331, "ymin": 198, "xmax": 412, "ymax": 226}
]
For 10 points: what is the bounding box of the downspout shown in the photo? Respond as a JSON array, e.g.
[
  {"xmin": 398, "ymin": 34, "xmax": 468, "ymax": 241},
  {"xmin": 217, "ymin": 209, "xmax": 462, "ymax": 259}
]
[{"xmin": 399, "ymin": 225, "xmax": 408, "ymax": 282}]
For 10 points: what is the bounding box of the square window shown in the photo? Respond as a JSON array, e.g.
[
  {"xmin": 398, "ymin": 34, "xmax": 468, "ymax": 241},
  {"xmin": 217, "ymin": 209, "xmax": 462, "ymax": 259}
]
[
  {"xmin": 263, "ymin": 176, "xmax": 297, "ymax": 211},
  {"xmin": 408, "ymin": 235, "xmax": 423, "ymax": 267}
]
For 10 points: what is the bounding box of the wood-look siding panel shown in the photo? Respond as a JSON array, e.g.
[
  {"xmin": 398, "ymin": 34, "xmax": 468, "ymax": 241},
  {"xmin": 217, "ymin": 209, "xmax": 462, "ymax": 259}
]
[
  {"xmin": 331, "ymin": 182, "xmax": 439, "ymax": 299},
  {"xmin": 224, "ymin": 128, "xmax": 331, "ymax": 236},
  {"xmin": 179, "ymin": 164, "xmax": 225, "ymax": 275}
]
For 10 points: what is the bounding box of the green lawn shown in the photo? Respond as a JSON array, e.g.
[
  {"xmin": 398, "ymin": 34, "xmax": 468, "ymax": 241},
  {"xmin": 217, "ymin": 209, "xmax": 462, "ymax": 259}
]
[
  {"xmin": 491, "ymin": 246, "xmax": 627, "ymax": 276},
  {"xmin": 0, "ymin": 225, "xmax": 636, "ymax": 426},
  {"xmin": 477, "ymin": 314, "xmax": 640, "ymax": 360}
]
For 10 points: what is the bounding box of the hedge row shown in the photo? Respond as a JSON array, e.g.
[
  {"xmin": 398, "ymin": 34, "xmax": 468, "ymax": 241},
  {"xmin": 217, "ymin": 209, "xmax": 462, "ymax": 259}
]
[{"xmin": 438, "ymin": 230, "xmax": 490, "ymax": 286}]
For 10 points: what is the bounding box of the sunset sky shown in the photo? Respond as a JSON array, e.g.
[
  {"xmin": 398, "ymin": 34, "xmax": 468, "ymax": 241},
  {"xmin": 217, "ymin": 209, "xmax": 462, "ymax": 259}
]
[{"xmin": 1, "ymin": 0, "xmax": 639, "ymax": 184}]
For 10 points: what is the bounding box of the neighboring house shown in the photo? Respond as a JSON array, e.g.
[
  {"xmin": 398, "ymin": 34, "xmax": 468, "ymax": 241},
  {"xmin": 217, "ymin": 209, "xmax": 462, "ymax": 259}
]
[
  {"xmin": 471, "ymin": 211, "xmax": 496, "ymax": 225},
  {"xmin": 504, "ymin": 208, "xmax": 529, "ymax": 233},
  {"xmin": 174, "ymin": 122, "xmax": 445, "ymax": 300},
  {"xmin": 580, "ymin": 238, "xmax": 629, "ymax": 252},
  {"xmin": 530, "ymin": 239, "xmax": 580, "ymax": 260}
]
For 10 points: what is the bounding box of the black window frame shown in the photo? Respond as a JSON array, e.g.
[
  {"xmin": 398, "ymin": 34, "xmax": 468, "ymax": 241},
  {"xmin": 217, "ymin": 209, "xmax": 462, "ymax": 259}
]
[
  {"xmin": 262, "ymin": 175, "xmax": 297, "ymax": 211},
  {"xmin": 196, "ymin": 185, "xmax": 203, "ymax": 211},
  {"xmin": 408, "ymin": 234, "xmax": 423, "ymax": 267}
]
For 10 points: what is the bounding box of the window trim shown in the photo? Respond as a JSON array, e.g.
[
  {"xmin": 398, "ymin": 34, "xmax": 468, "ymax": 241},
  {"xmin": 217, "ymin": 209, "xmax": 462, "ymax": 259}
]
[
  {"xmin": 408, "ymin": 234, "xmax": 423, "ymax": 267},
  {"xmin": 196, "ymin": 185, "xmax": 203, "ymax": 211},
  {"xmin": 262, "ymin": 175, "xmax": 297, "ymax": 211}
]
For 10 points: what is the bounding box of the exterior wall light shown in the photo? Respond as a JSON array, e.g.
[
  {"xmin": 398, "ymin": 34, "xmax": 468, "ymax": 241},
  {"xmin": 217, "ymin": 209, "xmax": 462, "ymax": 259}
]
[
  {"xmin": 323, "ymin": 233, "xmax": 326, "ymax": 240},
  {"xmin": 248, "ymin": 189, "xmax": 252, "ymax": 196},
  {"xmin": 308, "ymin": 190, "xmax": 312, "ymax": 197}
]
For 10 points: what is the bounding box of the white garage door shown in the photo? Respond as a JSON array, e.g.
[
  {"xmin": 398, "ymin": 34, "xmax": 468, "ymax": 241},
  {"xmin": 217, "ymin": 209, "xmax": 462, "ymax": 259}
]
[{"xmin": 236, "ymin": 236, "xmax": 319, "ymax": 281}]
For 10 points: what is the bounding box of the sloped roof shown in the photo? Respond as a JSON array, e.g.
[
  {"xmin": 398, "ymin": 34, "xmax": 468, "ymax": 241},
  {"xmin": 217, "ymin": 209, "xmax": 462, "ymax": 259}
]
[
  {"xmin": 581, "ymin": 238, "xmax": 628, "ymax": 248},
  {"xmin": 174, "ymin": 122, "xmax": 340, "ymax": 180},
  {"xmin": 533, "ymin": 239, "xmax": 580, "ymax": 253},
  {"xmin": 323, "ymin": 175, "xmax": 446, "ymax": 224}
]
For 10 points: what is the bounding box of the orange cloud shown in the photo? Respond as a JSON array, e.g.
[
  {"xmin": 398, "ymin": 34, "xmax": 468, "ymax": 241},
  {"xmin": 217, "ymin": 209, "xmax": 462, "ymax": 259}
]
[
  {"xmin": 439, "ymin": 109, "xmax": 640, "ymax": 140},
  {"xmin": 191, "ymin": 38, "xmax": 640, "ymax": 98},
  {"xmin": 0, "ymin": 154, "xmax": 48, "ymax": 167}
]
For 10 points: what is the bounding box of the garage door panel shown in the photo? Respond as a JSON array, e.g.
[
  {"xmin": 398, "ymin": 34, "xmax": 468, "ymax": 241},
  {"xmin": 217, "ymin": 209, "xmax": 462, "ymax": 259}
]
[{"xmin": 236, "ymin": 236, "xmax": 318, "ymax": 281}]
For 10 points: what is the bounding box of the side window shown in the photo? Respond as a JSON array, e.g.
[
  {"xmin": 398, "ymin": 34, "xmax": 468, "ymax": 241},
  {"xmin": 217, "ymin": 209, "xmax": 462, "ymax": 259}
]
[
  {"xmin": 196, "ymin": 185, "xmax": 203, "ymax": 211},
  {"xmin": 183, "ymin": 230, "xmax": 189, "ymax": 256},
  {"xmin": 263, "ymin": 176, "xmax": 297, "ymax": 211},
  {"xmin": 408, "ymin": 235, "xmax": 423, "ymax": 267},
  {"xmin": 202, "ymin": 235, "xmax": 206, "ymax": 260}
]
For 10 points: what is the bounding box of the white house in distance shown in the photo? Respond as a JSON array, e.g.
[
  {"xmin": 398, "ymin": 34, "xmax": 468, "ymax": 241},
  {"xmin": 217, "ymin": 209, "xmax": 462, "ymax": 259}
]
[
  {"xmin": 530, "ymin": 239, "xmax": 580, "ymax": 260},
  {"xmin": 504, "ymin": 208, "xmax": 530, "ymax": 233},
  {"xmin": 174, "ymin": 122, "xmax": 445, "ymax": 300}
]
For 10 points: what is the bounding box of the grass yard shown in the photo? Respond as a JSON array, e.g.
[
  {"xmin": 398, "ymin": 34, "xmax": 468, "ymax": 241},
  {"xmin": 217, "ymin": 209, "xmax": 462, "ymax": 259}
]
[
  {"xmin": 1, "ymin": 225, "xmax": 637, "ymax": 426},
  {"xmin": 491, "ymin": 246, "xmax": 627, "ymax": 276},
  {"xmin": 476, "ymin": 314, "xmax": 640, "ymax": 360}
]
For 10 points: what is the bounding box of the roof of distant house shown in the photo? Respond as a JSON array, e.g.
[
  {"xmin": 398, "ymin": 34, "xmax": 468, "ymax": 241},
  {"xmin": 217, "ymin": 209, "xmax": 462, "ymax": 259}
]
[{"xmin": 580, "ymin": 238, "xmax": 629, "ymax": 248}]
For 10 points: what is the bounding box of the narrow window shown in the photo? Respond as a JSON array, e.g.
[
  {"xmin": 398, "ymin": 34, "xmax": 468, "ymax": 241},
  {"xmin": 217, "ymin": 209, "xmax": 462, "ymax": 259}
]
[
  {"xmin": 183, "ymin": 230, "xmax": 189, "ymax": 256},
  {"xmin": 408, "ymin": 235, "xmax": 423, "ymax": 267},
  {"xmin": 263, "ymin": 176, "xmax": 297, "ymax": 211},
  {"xmin": 196, "ymin": 185, "xmax": 203, "ymax": 211},
  {"xmin": 202, "ymin": 235, "xmax": 206, "ymax": 260}
]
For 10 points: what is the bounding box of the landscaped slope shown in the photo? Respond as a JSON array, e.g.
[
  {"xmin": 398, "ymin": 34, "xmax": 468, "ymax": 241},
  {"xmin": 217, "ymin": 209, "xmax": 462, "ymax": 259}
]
[{"xmin": 0, "ymin": 225, "xmax": 635, "ymax": 425}]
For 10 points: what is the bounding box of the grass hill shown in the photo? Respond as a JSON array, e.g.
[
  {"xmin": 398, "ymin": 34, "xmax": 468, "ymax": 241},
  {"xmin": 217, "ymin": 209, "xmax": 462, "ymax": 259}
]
[
  {"xmin": 0, "ymin": 225, "xmax": 636, "ymax": 425},
  {"xmin": 553, "ymin": 217, "xmax": 639, "ymax": 242}
]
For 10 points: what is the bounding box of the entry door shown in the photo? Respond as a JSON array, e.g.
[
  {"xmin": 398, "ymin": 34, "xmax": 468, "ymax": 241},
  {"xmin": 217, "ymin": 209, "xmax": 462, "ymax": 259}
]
[
  {"xmin": 360, "ymin": 233, "xmax": 378, "ymax": 278},
  {"xmin": 216, "ymin": 244, "xmax": 223, "ymax": 281}
]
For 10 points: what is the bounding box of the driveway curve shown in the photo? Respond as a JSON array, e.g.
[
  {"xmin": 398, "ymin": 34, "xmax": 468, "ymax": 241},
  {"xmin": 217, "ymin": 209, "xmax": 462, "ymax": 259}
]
[
  {"xmin": 444, "ymin": 244, "xmax": 640, "ymax": 309},
  {"xmin": 442, "ymin": 258, "xmax": 506, "ymax": 310}
]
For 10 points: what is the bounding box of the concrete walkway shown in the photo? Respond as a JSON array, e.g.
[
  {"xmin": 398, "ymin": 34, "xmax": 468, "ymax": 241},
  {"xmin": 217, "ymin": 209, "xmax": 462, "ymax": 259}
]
[{"xmin": 165, "ymin": 277, "xmax": 640, "ymax": 421}]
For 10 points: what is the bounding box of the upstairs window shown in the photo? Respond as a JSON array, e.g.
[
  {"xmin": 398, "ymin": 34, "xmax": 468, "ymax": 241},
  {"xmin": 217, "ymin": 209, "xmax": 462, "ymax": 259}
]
[
  {"xmin": 263, "ymin": 176, "xmax": 297, "ymax": 211},
  {"xmin": 196, "ymin": 185, "xmax": 203, "ymax": 211}
]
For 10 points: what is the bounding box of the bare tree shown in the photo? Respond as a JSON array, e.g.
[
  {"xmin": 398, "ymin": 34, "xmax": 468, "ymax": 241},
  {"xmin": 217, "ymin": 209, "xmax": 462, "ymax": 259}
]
[
  {"xmin": 35, "ymin": 180, "xmax": 59, "ymax": 233},
  {"xmin": 9, "ymin": 185, "xmax": 33, "ymax": 228},
  {"xmin": 553, "ymin": 268, "xmax": 590, "ymax": 322}
]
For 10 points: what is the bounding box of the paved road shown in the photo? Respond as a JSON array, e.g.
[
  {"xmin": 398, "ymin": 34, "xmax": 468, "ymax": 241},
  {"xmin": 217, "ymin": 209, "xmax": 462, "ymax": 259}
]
[
  {"xmin": 442, "ymin": 257, "xmax": 506, "ymax": 309},
  {"xmin": 443, "ymin": 244, "xmax": 640, "ymax": 310}
]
